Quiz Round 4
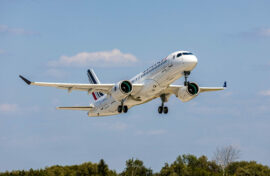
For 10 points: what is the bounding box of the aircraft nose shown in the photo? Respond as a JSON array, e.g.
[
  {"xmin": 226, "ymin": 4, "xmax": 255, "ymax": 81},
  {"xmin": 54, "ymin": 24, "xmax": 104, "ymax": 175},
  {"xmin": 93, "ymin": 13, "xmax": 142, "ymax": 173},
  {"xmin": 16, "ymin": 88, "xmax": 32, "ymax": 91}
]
[{"xmin": 183, "ymin": 55, "xmax": 198, "ymax": 70}]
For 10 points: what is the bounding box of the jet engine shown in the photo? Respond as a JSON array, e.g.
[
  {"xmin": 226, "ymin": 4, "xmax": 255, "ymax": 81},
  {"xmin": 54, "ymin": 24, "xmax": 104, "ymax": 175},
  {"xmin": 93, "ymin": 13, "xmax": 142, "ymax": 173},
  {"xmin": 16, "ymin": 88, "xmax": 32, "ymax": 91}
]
[
  {"xmin": 177, "ymin": 82, "xmax": 200, "ymax": 102},
  {"xmin": 111, "ymin": 80, "xmax": 133, "ymax": 101}
]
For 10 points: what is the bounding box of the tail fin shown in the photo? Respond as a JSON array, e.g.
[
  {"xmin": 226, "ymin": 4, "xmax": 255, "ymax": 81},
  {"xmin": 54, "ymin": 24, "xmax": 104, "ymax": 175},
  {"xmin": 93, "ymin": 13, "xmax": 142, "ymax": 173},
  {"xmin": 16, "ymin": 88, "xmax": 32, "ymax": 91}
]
[{"xmin": 87, "ymin": 69, "xmax": 104, "ymax": 100}]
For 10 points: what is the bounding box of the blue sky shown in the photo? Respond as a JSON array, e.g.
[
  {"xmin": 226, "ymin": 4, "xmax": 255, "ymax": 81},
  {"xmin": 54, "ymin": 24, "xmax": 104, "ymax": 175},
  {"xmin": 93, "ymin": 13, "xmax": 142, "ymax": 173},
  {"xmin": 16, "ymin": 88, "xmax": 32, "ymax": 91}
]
[{"xmin": 1, "ymin": 0, "xmax": 270, "ymax": 172}]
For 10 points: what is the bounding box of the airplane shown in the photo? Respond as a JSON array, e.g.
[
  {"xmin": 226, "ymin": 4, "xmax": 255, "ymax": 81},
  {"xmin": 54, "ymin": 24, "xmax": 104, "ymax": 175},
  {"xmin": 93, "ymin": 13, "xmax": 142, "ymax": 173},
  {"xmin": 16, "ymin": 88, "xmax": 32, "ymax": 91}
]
[{"xmin": 19, "ymin": 50, "xmax": 226, "ymax": 117}]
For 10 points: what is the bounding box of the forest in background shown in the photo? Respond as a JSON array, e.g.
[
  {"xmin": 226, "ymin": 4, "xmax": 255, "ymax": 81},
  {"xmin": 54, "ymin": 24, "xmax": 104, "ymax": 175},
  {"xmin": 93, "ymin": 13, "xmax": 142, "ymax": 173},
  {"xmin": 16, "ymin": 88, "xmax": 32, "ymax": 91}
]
[{"xmin": 1, "ymin": 153, "xmax": 269, "ymax": 176}]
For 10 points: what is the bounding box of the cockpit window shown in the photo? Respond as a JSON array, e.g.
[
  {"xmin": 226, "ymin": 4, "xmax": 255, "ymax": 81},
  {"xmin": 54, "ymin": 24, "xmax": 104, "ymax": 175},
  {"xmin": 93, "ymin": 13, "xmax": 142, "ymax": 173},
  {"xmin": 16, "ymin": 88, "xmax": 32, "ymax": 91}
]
[
  {"xmin": 177, "ymin": 52, "xmax": 193, "ymax": 57},
  {"xmin": 182, "ymin": 52, "xmax": 193, "ymax": 55}
]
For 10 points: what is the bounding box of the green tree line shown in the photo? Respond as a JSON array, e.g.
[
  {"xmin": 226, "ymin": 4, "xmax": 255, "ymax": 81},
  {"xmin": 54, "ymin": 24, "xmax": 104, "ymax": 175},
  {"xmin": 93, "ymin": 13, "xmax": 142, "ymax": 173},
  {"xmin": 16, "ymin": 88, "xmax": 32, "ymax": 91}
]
[{"xmin": 1, "ymin": 155, "xmax": 269, "ymax": 176}]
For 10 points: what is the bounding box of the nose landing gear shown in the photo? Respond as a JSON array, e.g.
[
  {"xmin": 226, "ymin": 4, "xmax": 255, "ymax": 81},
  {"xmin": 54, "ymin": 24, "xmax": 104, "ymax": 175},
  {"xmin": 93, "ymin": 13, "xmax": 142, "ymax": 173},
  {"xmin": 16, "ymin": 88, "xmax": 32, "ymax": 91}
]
[{"xmin": 184, "ymin": 71, "xmax": 191, "ymax": 86}]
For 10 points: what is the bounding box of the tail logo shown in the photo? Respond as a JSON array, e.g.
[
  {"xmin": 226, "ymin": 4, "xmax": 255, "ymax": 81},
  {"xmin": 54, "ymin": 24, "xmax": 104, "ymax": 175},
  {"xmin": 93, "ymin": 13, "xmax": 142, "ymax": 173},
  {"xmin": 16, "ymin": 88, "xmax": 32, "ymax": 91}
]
[{"xmin": 87, "ymin": 69, "xmax": 104, "ymax": 100}]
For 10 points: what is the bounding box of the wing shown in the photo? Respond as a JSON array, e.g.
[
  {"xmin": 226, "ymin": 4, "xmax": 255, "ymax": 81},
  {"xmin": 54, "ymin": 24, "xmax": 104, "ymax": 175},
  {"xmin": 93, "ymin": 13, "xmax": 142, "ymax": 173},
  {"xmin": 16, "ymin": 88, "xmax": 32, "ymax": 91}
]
[
  {"xmin": 198, "ymin": 81, "xmax": 227, "ymax": 93},
  {"xmin": 57, "ymin": 106, "xmax": 93, "ymax": 111},
  {"xmin": 19, "ymin": 75, "xmax": 144, "ymax": 94},
  {"xmin": 19, "ymin": 75, "xmax": 114, "ymax": 93},
  {"xmin": 199, "ymin": 87, "xmax": 225, "ymax": 93},
  {"xmin": 165, "ymin": 85, "xmax": 184, "ymax": 95},
  {"xmin": 165, "ymin": 83, "xmax": 226, "ymax": 95}
]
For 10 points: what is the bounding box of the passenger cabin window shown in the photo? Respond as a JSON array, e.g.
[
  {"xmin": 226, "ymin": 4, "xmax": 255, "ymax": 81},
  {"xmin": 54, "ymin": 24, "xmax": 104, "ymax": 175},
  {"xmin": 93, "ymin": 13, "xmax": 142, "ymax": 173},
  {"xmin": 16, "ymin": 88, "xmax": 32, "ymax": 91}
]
[{"xmin": 177, "ymin": 53, "xmax": 182, "ymax": 57}]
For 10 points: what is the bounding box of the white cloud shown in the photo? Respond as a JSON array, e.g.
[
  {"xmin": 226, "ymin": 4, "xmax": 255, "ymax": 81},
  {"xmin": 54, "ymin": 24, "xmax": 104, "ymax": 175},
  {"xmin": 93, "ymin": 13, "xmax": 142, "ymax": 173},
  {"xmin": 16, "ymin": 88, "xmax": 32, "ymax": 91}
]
[
  {"xmin": 0, "ymin": 104, "xmax": 18, "ymax": 113},
  {"xmin": 239, "ymin": 27, "xmax": 270, "ymax": 38},
  {"xmin": 147, "ymin": 130, "xmax": 167, "ymax": 135},
  {"xmin": 187, "ymin": 104, "xmax": 241, "ymax": 116},
  {"xmin": 258, "ymin": 28, "xmax": 270, "ymax": 37},
  {"xmin": 109, "ymin": 122, "xmax": 128, "ymax": 131},
  {"xmin": 45, "ymin": 69, "xmax": 67, "ymax": 78},
  {"xmin": 135, "ymin": 129, "xmax": 167, "ymax": 136},
  {"xmin": 0, "ymin": 24, "xmax": 37, "ymax": 35},
  {"xmin": 0, "ymin": 49, "xmax": 5, "ymax": 54},
  {"xmin": 259, "ymin": 90, "xmax": 270, "ymax": 96},
  {"xmin": 93, "ymin": 122, "xmax": 128, "ymax": 131},
  {"xmin": 0, "ymin": 103, "xmax": 40, "ymax": 114},
  {"xmin": 48, "ymin": 49, "xmax": 138, "ymax": 67},
  {"xmin": 222, "ymin": 91, "xmax": 233, "ymax": 97}
]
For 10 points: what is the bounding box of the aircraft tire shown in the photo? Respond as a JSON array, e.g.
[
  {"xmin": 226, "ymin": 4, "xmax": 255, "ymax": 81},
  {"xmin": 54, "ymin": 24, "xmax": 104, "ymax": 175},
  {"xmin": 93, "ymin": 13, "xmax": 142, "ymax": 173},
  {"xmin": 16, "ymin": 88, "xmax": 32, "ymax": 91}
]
[
  {"xmin": 158, "ymin": 106, "xmax": 163, "ymax": 114},
  {"xmin": 118, "ymin": 106, "xmax": 123, "ymax": 113},
  {"xmin": 123, "ymin": 106, "xmax": 128, "ymax": 113},
  {"xmin": 163, "ymin": 106, "xmax": 168, "ymax": 114}
]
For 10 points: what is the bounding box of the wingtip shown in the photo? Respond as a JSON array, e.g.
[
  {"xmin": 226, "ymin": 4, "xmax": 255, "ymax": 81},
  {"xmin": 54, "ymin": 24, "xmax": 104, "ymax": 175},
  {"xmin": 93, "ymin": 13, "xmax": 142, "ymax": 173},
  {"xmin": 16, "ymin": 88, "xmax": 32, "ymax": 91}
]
[
  {"xmin": 223, "ymin": 81, "xmax": 227, "ymax": 88},
  {"xmin": 19, "ymin": 75, "xmax": 31, "ymax": 85}
]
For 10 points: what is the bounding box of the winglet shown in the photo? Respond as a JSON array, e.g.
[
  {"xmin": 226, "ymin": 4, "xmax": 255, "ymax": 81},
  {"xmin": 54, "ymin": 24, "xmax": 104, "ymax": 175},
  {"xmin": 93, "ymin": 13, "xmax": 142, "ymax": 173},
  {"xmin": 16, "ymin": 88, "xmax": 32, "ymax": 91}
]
[
  {"xmin": 19, "ymin": 75, "xmax": 32, "ymax": 85},
  {"xmin": 223, "ymin": 81, "xmax": 227, "ymax": 88}
]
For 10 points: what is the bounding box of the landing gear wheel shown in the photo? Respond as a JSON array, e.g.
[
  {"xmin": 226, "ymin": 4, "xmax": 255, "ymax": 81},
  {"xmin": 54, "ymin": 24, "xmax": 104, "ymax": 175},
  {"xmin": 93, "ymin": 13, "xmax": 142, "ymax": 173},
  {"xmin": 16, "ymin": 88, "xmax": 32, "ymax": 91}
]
[
  {"xmin": 123, "ymin": 106, "xmax": 128, "ymax": 113},
  {"xmin": 118, "ymin": 106, "xmax": 123, "ymax": 113},
  {"xmin": 163, "ymin": 106, "xmax": 168, "ymax": 114},
  {"xmin": 159, "ymin": 94, "xmax": 169, "ymax": 114},
  {"xmin": 158, "ymin": 106, "xmax": 163, "ymax": 114}
]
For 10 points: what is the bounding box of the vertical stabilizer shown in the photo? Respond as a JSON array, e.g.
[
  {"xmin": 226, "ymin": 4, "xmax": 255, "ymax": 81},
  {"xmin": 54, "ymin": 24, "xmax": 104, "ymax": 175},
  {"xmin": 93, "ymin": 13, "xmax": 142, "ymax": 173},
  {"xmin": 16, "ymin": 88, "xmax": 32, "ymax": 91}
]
[{"xmin": 87, "ymin": 69, "xmax": 104, "ymax": 100}]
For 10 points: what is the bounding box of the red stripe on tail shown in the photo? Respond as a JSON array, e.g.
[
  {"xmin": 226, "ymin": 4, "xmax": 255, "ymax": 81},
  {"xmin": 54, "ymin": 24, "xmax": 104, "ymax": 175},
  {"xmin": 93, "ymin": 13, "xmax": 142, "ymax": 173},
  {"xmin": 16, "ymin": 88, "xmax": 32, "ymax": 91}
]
[{"xmin": 92, "ymin": 92, "xmax": 97, "ymax": 100}]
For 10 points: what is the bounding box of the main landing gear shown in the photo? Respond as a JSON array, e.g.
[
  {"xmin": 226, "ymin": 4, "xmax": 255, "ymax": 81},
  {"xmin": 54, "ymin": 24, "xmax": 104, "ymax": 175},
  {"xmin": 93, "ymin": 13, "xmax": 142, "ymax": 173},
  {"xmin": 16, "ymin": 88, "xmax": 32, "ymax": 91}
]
[
  {"xmin": 158, "ymin": 94, "xmax": 168, "ymax": 114},
  {"xmin": 118, "ymin": 100, "xmax": 128, "ymax": 113},
  {"xmin": 158, "ymin": 104, "xmax": 168, "ymax": 114},
  {"xmin": 157, "ymin": 71, "xmax": 192, "ymax": 114}
]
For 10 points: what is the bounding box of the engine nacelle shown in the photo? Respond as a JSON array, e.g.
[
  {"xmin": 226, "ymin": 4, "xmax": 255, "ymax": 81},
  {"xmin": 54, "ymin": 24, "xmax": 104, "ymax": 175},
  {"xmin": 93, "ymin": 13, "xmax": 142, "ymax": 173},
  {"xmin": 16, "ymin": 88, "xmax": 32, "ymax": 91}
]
[
  {"xmin": 177, "ymin": 82, "xmax": 200, "ymax": 102},
  {"xmin": 111, "ymin": 80, "xmax": 133, "ymax": 101}
]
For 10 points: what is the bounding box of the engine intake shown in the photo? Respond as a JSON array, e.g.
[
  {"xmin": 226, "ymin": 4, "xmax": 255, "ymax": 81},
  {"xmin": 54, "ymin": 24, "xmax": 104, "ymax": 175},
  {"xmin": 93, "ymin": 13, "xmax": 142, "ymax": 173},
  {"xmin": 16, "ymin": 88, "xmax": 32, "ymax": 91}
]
[
  {"xmin": 177, "ymin": 82, "xmax": 200, "ymax": 102},
  {"xmin": 187, "ymin": 82, "xmax": 199, "ymax": 95},
  {"xmin": 120, "ymin": 80, "xmax": 132, "ymax": 94},
  {"xmin": 111, "ymin": 80, "xmax": 133, "ymax": 101}
]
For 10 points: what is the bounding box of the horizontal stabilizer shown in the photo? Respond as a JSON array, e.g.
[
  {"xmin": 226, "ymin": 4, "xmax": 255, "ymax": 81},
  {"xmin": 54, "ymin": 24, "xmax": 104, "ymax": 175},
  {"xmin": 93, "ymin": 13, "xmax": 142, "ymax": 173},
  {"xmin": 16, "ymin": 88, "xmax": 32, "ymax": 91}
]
[{"xmin": 57, "ymin": 106, "xmax": 93, "ymax": 111}]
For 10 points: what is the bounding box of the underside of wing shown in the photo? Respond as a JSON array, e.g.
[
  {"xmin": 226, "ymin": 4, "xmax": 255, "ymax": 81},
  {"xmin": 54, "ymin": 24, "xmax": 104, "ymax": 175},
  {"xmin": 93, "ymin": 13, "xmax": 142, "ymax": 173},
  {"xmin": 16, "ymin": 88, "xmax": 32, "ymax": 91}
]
[
  {"xmin": 19, "ymin": 75, "xmax": 114, "ymax": 94},
  {"xmin": 32, "ymin": 82, "xmax": 115, "ymax": 93},
  {"xmin": 162, "ymin": 82, "xmax": 226, "ymax": 102},
  {"xmin": 199, "ymin": 87, "xmax": 225, "ymax": 93},
  {"xmin": 164, "ymin": 85, "xmax": 184, "ymax": 95},
  {"xmin": 19, "ymin": 75, "xmax": 145, "ymax": 96},
  {"xmin": 165, "ymin": 83, "xmax": 226, "ymax": 95},
  {"xmin": 131, "ymin": 84, "xmax": 144, "ymax": 95},
  {"xmin": 57, "ymin": 106, "xmax": 93, "ymax": 111}
]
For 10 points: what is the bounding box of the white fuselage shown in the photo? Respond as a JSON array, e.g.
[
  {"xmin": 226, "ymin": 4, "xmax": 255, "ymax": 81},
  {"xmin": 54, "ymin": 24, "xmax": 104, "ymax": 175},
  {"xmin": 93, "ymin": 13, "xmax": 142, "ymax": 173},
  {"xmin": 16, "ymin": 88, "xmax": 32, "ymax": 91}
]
[{"xmin": 88, "ymin": 51, "xmax": 198, "ymax": 116}]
